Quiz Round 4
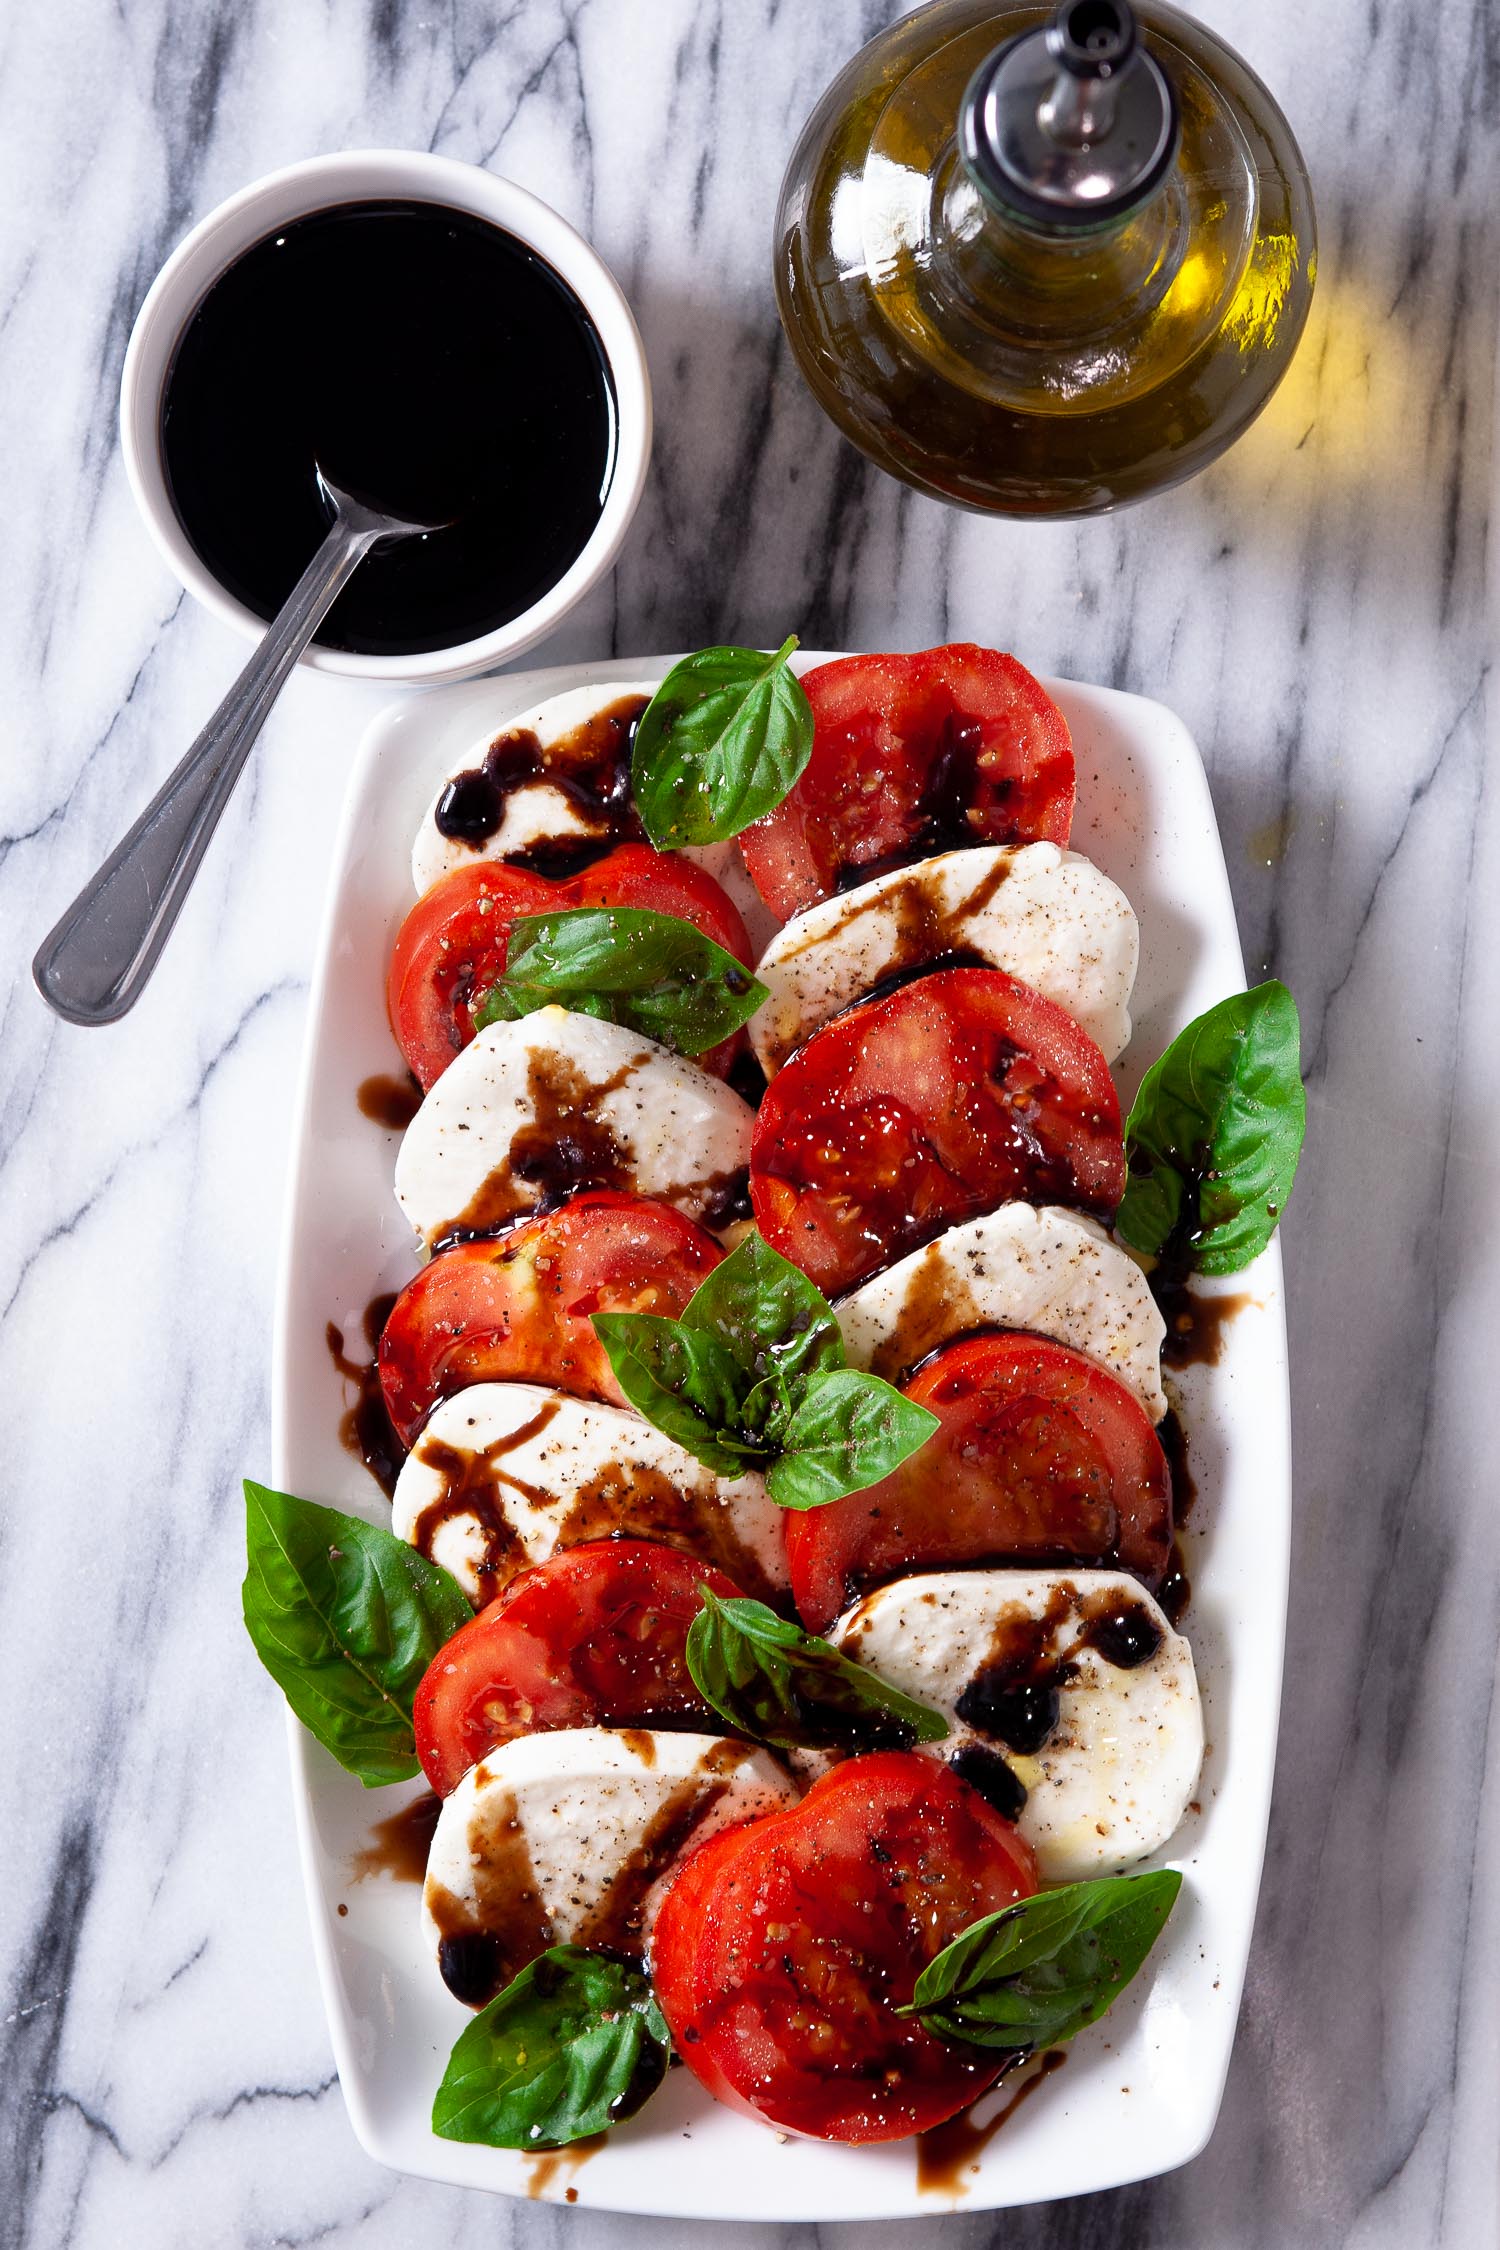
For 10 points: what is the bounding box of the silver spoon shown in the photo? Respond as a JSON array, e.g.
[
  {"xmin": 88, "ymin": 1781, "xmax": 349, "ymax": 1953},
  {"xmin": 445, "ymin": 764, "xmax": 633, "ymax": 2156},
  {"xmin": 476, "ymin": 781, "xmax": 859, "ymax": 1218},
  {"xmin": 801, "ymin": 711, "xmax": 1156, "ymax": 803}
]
[{"xmin": 33, "ymin": 475, "xmax": 441, "ymax": 1027}]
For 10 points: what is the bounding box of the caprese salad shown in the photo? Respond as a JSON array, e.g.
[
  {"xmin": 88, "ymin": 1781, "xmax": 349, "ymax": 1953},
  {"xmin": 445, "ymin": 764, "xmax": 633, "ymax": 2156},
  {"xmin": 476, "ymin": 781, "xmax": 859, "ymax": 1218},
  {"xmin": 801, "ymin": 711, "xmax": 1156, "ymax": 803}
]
[{"xmin": 245, "ymin": 638, "xmax": 1305, "ymax": 2164}]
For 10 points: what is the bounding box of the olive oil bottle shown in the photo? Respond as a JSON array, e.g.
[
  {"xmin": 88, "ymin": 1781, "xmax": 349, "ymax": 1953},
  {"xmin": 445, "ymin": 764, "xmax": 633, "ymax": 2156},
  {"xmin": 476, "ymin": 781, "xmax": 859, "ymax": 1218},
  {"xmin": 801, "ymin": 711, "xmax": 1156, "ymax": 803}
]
[{"xmin": 774, "ymin": 0, "xmax": 1315, "ymax": 516}]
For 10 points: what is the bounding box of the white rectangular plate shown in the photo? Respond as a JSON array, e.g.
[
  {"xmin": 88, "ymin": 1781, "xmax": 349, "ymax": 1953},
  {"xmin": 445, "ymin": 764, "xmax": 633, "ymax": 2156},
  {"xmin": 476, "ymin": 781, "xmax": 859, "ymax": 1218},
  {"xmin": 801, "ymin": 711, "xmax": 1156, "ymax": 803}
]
[{"xmin": 271, "ymin": 655, "xmax": 1291, "ymax": 2219}]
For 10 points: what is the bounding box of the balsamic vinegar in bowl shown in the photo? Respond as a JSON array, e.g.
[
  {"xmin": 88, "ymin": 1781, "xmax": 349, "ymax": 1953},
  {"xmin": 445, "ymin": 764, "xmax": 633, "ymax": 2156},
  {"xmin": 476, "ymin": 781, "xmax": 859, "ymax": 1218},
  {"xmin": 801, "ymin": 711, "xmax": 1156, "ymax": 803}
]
[{"xmin": 160, "ymin": 200, "xmax": 618, "ymax": 658}]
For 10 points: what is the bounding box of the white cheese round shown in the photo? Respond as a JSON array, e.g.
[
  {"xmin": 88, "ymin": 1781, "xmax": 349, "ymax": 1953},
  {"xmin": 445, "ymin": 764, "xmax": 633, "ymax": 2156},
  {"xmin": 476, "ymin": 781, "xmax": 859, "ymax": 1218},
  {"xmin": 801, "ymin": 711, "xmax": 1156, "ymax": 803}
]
[
  {"xmin": 750, "ymin": 843, "xmax": 1138, "ymax": 1075},
  {"xmin": 423, "ymin": 1727, "xmax": 798, "ymax": 2004},
  {"xmin": 412, "ymin": 681, "xmax": 660, "ymax": 895},
  {"xmin": 834, "ymin": 1203, "xmax": 1167, "ymax": 1423},
  {"xmin": 410, "ymin": 679, "xmax": 744, "ymax": 903},
  {"xmin": 391, "ymin": 1380, "xmax": 790, "ymax": 1607},
  {"xmin": 834, "ymin": 1569, "xmax": 1201, "ymax": 1880},
  {"xmin": 394, "ymin": 1006, "xmax": 754, "ymax": 1250}
]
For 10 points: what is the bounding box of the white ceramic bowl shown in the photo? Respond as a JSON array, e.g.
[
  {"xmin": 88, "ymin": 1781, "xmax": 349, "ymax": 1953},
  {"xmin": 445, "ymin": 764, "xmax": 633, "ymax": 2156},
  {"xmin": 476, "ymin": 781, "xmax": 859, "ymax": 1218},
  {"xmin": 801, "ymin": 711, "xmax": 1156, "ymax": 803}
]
[{"xmin": 119, "ymin": 151, "xmax": 652, "ymax": 682}]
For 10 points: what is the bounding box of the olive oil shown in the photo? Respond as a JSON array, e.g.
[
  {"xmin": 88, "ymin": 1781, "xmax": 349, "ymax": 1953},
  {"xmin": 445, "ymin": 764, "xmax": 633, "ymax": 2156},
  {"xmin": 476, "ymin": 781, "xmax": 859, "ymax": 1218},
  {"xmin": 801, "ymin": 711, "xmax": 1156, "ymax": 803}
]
[{"xmin": 774, "ymin": 0, "xmax": 1315, "ymax": 516}]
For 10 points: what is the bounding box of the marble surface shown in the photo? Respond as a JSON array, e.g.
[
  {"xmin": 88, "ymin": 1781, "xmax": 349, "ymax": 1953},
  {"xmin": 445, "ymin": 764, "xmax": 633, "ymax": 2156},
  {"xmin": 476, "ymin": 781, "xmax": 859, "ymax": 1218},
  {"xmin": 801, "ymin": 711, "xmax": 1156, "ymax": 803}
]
[{"xmin": 2, "ymin": 0, "xmax": 1496, "ymax": 2243}]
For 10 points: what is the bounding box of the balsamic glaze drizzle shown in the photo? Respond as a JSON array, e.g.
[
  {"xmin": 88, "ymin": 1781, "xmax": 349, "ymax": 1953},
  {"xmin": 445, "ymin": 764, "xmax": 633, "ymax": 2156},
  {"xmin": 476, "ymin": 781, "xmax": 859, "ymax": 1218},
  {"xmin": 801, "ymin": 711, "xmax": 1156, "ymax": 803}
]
[{"xmin": 434, "ymin": 695, "xmax": 648, "ymax": 874}]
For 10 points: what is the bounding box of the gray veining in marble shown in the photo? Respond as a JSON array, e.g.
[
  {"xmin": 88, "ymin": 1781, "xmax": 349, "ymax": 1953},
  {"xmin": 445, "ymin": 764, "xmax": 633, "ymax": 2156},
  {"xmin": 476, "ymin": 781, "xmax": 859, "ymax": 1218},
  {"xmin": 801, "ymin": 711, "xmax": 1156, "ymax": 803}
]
[{"xmin": 2, "ymin": 0, "xmax": 1497, "ymax": 2245}]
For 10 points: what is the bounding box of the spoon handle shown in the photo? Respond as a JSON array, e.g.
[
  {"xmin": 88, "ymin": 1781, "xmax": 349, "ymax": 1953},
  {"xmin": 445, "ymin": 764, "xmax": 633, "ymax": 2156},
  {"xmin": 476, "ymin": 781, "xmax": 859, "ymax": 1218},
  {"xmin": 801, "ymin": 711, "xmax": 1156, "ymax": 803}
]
[{"xmin": 33, "ymin": 511, "xmax": 378, "ymax": 1027}]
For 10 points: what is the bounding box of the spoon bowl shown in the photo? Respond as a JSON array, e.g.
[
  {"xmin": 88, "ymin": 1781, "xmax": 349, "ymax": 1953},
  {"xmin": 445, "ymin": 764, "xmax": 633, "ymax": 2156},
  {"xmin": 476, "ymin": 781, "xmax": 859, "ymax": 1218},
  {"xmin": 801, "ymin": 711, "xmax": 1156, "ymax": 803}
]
[{"xmin": 315, "ymin": 469, "xmax": 450, "ymax": 543}]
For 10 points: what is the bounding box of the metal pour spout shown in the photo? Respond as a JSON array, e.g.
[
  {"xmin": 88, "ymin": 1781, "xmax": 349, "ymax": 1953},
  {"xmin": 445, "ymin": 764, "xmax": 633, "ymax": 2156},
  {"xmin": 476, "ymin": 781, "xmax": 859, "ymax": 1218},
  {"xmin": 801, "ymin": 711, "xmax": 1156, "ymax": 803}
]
[{"xmin": 960, "ymin": 0, "xmax": 1180, "ymax": 228}]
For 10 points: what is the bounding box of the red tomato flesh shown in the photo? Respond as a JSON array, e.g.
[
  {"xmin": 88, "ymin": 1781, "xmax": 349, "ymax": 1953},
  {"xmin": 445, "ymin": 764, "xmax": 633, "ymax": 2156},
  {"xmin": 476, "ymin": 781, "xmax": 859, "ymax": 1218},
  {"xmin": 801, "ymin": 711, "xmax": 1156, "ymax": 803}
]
[
  {"xmin": 387, "ymin": 843, "xmax": 754, "ymax": 1090},
  {"xmin": 749, "ymin": 966, "xmax": 1125, "ymax": 1296},
  {"xmin": 414, "ymin": 1541, "xmax": 739, "ymax": 1795},
  {"xmin": 740, "ymin": 645, "xmax": 1074, "ymax": 921},
  {"xmin": 786, "ymin": 1331, "xmax": 1173, "ymax": 1632},
  {"xmin": 651, "ymin": 1752, "xmax": 1038, "ymax": 2141},
  {"xmin": 378, "ymin": 1190, "xmax": 724, "ymax": 1448}
]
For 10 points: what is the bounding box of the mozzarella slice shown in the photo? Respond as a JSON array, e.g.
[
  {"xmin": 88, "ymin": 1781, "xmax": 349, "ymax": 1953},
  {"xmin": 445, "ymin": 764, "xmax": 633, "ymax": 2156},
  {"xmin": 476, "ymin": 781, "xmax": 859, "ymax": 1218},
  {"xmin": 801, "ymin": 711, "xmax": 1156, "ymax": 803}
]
[
  {"xmin": 412, "ymin": 682, "xmax": 659, "ymax": 895},
  {"xmin": 717, "ymin": 846, "xmax": 782, "ymax": 962},
  {"xmin": 391, "ymin": 1381, "xmax": 790, "ymax": 1607},
  {"xmin": 424, "ymin": 1728, "xmax": 798, "ymax": 2004},
  {"xmin": 834, "ymin": 1570, "xmax": 1201, "ymax": 1880},
  {"xmin": 394, "ymin": 1007, "xmax": 754, "ymax": 1249},
  {"xmin": 750, "ymin": 843, "xmax": 1138, "ymax": 1074},
  {"xmin": 835, "ymin": 1203, "xmax": 1167, "ymax": 1422},
  {"xmin": 411, "ymin": 679, "xmax": 744, "ymax": 903}
]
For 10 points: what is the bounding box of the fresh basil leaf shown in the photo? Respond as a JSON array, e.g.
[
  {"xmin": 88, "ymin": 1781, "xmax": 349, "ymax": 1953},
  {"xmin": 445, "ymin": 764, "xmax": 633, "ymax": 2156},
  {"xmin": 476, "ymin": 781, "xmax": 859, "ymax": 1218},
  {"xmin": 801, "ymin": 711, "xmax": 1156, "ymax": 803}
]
[
  {"xmin": 681, "ymin": 1233, "xmax": 844, "ymax": 1439},
  {"xmin": 631, "ymin": 637, "xmax": 814, "ymax": 847},
  {"xmin": 472, "ymin": 908, "xmax": 767, "ymax": 1057},
  {"xmin": 241, "ymin": 1480, "xmax": 472, "ymax": 1788},
  {"xmin": 588, "ymin": 1313, "xmax": 764, "ymax": 1476},
  {"xmin": 1116, "ymin": 981, "xmax": 1305, "ymax": 1277},
  {"xmin": 687, "ymin": 1586, "xmax": 948, "ymax": 1751},
  {"xmin": 768, "ymin": 1368, "xmax": 939, "ymax": 1511},
  {"xmin": 904, "ymin": 1870, "xmax": 1182, "ymax": 2050},
  {"xmin": 432, "ymin": 1945, "xmax": 670, "ymax": 2150},
  {"xmin": 593, "ymin": 1239, "xmax": 936, "ymax": 1507}
]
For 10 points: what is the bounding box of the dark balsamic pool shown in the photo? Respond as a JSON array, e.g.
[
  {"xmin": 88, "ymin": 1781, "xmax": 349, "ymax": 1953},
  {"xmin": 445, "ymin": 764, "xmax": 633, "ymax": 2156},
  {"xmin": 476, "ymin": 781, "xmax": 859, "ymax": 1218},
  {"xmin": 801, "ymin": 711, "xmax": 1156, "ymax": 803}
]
[{"xmin": 161, "ymin": 200, "xmax": 617, "ymax": 656}]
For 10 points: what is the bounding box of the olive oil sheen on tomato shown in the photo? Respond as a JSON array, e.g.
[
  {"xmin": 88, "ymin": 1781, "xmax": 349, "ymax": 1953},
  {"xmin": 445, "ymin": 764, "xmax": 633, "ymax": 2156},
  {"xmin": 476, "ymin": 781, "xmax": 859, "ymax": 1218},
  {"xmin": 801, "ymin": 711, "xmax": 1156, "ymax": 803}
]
[{"xmin": 161, "ymin": 201, "xmax": 617, "ymax": 656}]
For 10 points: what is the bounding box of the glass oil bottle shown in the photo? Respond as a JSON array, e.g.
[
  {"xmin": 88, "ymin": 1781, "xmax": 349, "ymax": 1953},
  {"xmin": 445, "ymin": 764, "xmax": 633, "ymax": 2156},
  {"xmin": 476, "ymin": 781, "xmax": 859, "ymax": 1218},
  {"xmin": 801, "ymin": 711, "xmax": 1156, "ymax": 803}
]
[{"xmin": 774, "ymin": 0, "xmax": 1316, "ymax": 516}]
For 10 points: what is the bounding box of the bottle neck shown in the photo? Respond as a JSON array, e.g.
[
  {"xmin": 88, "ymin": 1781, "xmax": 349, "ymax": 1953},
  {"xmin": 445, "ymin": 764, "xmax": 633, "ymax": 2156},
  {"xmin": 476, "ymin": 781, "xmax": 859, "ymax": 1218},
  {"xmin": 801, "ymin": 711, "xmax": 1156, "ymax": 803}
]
[{"xmin": 932, "ymin": 150, "xmax": 1185, "ymax": 346}]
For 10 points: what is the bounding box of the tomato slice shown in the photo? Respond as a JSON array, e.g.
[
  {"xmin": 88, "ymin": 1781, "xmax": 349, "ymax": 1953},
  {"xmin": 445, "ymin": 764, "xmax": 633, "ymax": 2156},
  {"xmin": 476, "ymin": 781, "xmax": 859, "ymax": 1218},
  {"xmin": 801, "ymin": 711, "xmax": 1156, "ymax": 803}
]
[
  {"xmin": 740, "ymin": 645, "xmax": 1074, "ymax": 920},
  {"xmin": 786, "ymin": 1331, "xmax": 1173, "ymax": 1631},
  {"xmin": 651, "ymin": 1752, "xmax": 1037, "ymax": 2141},
  {"xmin": 413, "ymin": 1541, "xmax": 739, "ymax": 1795},
  {"xmin": 749, "ymin": 965, "xmax": 1125, "ymax": 1295},
  {"xmin": 378, "ymin": 1190, "xmax": 725, "ymax": 1447},
  {"xmin": 387, "ymin": 842, "xmax": 754, "ymax": 1089}
]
